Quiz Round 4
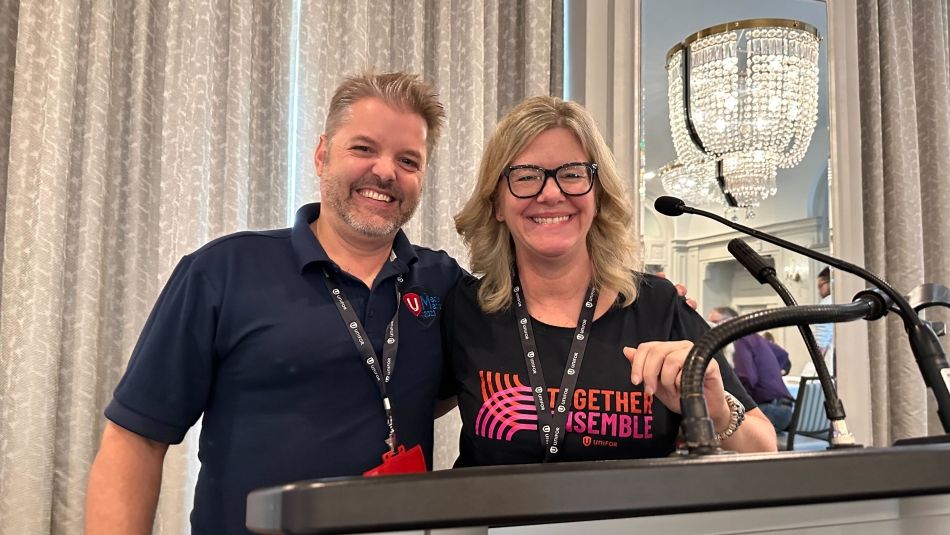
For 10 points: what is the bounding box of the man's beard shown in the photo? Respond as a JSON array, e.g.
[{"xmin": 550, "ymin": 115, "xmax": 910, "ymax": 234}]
[{"xmin": 322, "ymin": 172, "xmax": 420, "ymax": 238}]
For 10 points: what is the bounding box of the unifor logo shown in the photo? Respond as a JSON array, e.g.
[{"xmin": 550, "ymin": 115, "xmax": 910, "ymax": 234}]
[
  {"xmin": 349, "ymin": 322, "xmax": 358, "ymax": 329},
  {"xmin": 387, "ymin": 337, "xmax": 395, "ymax": 344},
  {"xmin": 520, "ymin": 318, "xmax": 527, "ymax": 325},
  {"xmin": 366, "ymin": 357, "xmax": 375, "ymax": 365},
  {"xmin": 585, "ymin": 301, "xmax": 593, "ymax": 308},
  {"xmin": 549, "ymin": 446, "xmax": 558, "ymax": 454},
  {"xmin": 403, "ymin": 293, "xmax": 422, "ymax": 316},
  {"xmin": 582, "ymin": 436, "xmax": 592, "ymax": 447},
  {"xmin": 527, "ymin": 351, "xmax": 535, "ymax": 359},
  {"xmin": 402, "ymin": 291, "xmax": 442, "ymax": 319},
  {"xmin": 332, "ymin": 289, "xmax": 340, "ymax": 295},
  {"xmin": 567, "ymin": 368, "xmax": 575, "ymax": 375},
  {"xmin": 576, "ymin": 334, "xmax": 585, "ymax": 340},
  {"xmin": 535, "ymin": 386, "xmax": 543, "ymax": 393},
  {"xmin": 542, "ymin": 425, "xmax": 551, "ymax": 433}
]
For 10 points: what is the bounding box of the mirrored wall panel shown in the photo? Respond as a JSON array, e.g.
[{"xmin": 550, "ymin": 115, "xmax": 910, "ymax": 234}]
[{"xmin": 639, "ymin": 0, "xmax": 832, "ymax": 376}]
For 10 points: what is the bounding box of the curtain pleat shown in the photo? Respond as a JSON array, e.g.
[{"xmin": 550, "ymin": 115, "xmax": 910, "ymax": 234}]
[
  {"xmin": 857, "ymin": 0, "xmax": 950, "ymax": 444},
  {"xmin": 0, "ymin": 1, "xmax": 292, "ymax": 533}
]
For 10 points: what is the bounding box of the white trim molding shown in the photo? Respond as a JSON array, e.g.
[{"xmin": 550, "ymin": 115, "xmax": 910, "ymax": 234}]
[{"xmin": 826, "ymin": 0, "xmax": 871, "ymax": 446}]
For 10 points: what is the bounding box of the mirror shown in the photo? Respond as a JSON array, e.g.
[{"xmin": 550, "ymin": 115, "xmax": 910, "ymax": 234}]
[{"xmin": 639, "ymin": 0, "xmax": 832, "ymax": 377}]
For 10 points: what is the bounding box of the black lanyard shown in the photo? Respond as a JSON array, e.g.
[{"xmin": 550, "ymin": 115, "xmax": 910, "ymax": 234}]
[
  {"xmin": 512, "ymin": 271, "xmax": 598, "ymax": 461},
  {"xmin": 322, "ymin": 267, "xmax": 402, "ymax": 452}
]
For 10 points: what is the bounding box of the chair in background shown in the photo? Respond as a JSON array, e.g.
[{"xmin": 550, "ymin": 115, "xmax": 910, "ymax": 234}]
[{"xmin": 779, "ymin": 376, "xmax": 831, "ymax": 451}]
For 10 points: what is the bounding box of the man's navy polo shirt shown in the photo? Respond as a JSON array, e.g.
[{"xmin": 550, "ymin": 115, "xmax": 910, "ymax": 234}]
[{"xmin": 105, "ymin": 203, "xmax": 463, "ymax": 534}]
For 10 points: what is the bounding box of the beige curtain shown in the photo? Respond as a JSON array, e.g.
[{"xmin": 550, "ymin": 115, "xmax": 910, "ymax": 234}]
[
  {"xmin": 858, "ymin": 0, "xmax": 950, "ymax": 445},
  {"xmin": 0, "ymin": 1, "xmax": 561, "ymax": 533},
  {"xmin": 0, "ymin": 2, "xmax": 294, "ymax": 534}
]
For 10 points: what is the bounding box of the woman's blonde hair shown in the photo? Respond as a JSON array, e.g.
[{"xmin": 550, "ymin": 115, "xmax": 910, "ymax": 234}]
[{"xmin": 455, "ymin": 95, "xmax": 641, "ymax": 313}]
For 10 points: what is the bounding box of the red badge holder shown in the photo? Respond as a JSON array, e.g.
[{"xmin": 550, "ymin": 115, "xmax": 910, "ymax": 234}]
[{"xmin": 363, "ymin": 444, "xmax": 427, "ymax": 476}]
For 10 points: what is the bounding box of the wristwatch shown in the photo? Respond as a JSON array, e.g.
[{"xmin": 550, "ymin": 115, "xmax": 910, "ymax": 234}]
[{"xmin": 715, "ymin": 391, "xmax": 746, "ymax": 442}]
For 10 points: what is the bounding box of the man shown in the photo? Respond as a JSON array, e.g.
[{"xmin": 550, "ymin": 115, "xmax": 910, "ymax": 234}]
[
  {"xmin": 709, "ymin": 307, "xmax": 794, "ymax": 432},
  {"xmin": 85, "ymin": 72, "xmax": 463, "ymax": 535},
  {"xmin": 803, "ymin": 267, "xmax": 834, "ymax": 376},
  {"xmin": 762, "ymin": 332, "xmax": 791, "ymax": 375},
  {"xmin": 807, "ymin": 266, "xmax": 835, "ymax": 374}
]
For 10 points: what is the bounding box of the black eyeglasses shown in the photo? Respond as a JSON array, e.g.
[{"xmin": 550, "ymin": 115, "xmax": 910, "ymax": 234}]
[{"xmin": 503, "ymin": 162, "xmax": 597, "ymax": 199}]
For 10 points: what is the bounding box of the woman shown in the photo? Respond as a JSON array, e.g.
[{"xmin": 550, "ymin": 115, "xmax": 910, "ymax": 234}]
[{"xmin": 445, "ymin": 96, "xmax": 776, "ymax": 466}]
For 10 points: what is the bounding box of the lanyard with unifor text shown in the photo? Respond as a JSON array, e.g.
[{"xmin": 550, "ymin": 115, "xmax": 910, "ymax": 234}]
[
  {"xmin": 322, "ymin": 267, "xmax": 402, "ymax": 453},
  {"xmin": 512, "ymin": 270, "xmax": 598, "ymax": 462}
]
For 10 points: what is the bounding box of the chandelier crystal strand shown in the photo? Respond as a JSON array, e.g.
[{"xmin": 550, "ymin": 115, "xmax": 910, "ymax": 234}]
[
  {"xmin": 664, "ymin": 49, "xmax": 722, "ymax": 206},
  {"xmin": 690, "ymin": 32, "xmax": 740, "ymax": 155},
  {"xmin": 667, "ymin": 51, "xmax": 708, "ymax": 164},
  {"xmin": 776, "ymin": 30, "xmax": 820, "ymax": 168},
  {"xmin": 658, "ymin": 159, "xmax": 723, "ymax": 206},
  {"xmin": 663, "ymin": 20, "xmax": 820, "ymax": 214}
]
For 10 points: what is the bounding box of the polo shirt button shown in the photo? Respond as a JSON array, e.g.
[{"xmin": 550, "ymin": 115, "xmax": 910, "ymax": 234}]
[{"xmin": 368, "ymin": 310, "xmax": 374, "ymax": 317}]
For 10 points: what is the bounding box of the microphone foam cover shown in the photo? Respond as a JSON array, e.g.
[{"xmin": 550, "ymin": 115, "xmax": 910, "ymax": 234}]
[{"xmin": 654, "ymin": 196, "xmax": 686, "ymax": 216}]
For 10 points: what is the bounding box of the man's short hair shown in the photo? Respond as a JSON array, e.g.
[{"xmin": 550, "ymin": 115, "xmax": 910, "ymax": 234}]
[
  {"xmin": 713, "ymin": 306, "xmax": 739, "ymax": 319},
  {"xmin": 324, "ymin": 71, "xmax": 446, "ymax": 155},
  {"xmin": 818, "ymin": 266, "xmax": 830, "ymax": 282}
]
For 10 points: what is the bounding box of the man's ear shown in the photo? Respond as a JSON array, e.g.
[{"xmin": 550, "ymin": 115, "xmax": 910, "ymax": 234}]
[{"xmin": 314, "ymin": 134, "xmax": 328, "ymax": 176}]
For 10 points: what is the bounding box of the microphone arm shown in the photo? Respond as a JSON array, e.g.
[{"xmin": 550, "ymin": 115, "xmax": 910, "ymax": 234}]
[
  {"xmin": 727, "ymin": 239, "xmax": 857, "ymax": 448},
  {"xmin": 656, "ymin": 196, "xmax": 950, "ymax": 433},
  {"xmin": 680, "ymin": 293, "xmax": 890, "ymax": 454},
  {"xmin": 907, "ymin": 283, "xmax": 950, "ymax": 313},
  {"xmin": 906, "ymin": 283, "xmax": 949, "ymax": 338}
]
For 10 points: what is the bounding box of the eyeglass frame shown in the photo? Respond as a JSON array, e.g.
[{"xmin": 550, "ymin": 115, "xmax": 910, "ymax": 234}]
[{"xmin": 502, "ymin": 162, "xmax": 598, "ymax": 199}]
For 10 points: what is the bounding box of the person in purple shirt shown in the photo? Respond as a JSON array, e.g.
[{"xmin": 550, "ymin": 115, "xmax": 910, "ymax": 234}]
[
  {"xmin": 710, "ymin": 308, "xmax": 795, "ymax": 431},
  {"xmin": 762, "ymin": 332, "xmax": 792, "ymax": 375}
]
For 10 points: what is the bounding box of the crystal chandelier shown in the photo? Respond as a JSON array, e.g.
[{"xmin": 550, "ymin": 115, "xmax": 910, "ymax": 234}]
[
  {"xmin": 658, "ymin": 159, "xmax": 722, "ymax": 206},
  {"xmin": 664, "ymin": 19, "xmax": 820, "ymax": 215}
]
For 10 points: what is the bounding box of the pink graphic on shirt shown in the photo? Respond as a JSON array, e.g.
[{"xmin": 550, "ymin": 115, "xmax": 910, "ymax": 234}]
[
  {"xmin": 474, "ymin": 370, "xmax": 656, "ymax": 443},
  {"xmin": 475, "ymin": 371, "xmax": 538, "ymax": 441}
]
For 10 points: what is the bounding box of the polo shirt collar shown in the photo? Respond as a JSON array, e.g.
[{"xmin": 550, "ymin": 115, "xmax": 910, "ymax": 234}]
[{"xmin": 290, "ymin": 203, "xmax": 418, "ymax": 274}]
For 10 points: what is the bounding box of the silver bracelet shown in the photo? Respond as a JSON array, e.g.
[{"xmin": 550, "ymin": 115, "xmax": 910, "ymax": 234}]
[{"xmin": 715, "ymin": 391, "xmax": 746, "ymax": 442}]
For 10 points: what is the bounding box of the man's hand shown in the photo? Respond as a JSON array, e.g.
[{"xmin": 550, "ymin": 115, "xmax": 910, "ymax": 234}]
[{"xmin": 656, "ymin": 271, "xmax": 697, "ymax": 309}]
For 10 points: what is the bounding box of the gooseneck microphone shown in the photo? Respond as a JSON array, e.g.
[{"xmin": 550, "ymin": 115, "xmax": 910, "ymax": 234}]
[
  {"xmin": 679, "ymin": 293, "xmax": 891, "ymax": 453},
  {"xmin": 656, "ymin": 195, "xmax": 950, "ymax": 433},
  {"xmin": 727, "ymin": 238, "xmax": 857, "ymax": 448}
]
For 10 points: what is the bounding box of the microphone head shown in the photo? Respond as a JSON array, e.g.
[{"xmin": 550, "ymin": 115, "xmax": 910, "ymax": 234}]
[{"xmin": 655, "ymin": 196, "xmax": 687, "ymax": 217}]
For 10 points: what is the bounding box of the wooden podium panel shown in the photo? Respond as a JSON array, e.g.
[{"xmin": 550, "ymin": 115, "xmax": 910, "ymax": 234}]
[{"xmin": 246, "ymin": 445, "xmax": 950, "ymax": 534}]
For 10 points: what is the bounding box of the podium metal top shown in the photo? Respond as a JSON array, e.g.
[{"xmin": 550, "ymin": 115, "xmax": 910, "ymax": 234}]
[{"xmin": 247, "ymin": 444, "xmax": 950, "ymax": 534}]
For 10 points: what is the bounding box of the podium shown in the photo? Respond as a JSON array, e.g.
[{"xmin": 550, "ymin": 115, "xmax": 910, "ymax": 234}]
[{"xmin": 247, "ymin": 444, "xmax": 950, "ymax": 534}]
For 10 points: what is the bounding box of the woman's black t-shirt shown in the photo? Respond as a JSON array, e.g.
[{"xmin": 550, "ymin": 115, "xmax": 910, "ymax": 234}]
[{"xmin": 442, "ymin": 273, "xmax": 755, "ymax": 467}]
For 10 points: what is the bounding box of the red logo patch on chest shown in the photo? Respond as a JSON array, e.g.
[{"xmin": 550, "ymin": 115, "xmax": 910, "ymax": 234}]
[{"xmin": 403, "ymin": 293, "xmax": 422, "ymax": 317}]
